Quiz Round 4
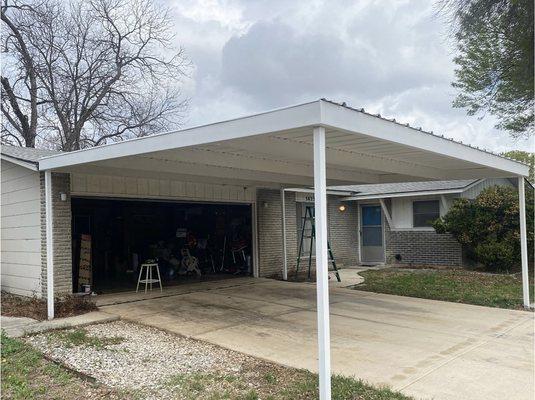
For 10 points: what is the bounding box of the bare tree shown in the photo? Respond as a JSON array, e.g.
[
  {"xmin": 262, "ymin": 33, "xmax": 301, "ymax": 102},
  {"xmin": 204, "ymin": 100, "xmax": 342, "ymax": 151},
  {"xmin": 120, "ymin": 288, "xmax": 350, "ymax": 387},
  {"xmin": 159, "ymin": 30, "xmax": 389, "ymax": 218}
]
[
  {"xmin": 1, "ymin": 1, "xmax": 39, "ymax": 147},
  {"xmin": 1, "ymin": 0, "xmax": 189, "ymax": 150}
]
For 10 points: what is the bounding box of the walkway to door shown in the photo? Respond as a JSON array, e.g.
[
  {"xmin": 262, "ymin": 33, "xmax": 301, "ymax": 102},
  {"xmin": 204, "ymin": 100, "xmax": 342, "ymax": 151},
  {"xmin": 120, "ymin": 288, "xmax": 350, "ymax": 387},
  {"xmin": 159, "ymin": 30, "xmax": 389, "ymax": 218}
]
[{"xmin": 99, "ymin": 278, "xmax": 534, "ymax": 400}]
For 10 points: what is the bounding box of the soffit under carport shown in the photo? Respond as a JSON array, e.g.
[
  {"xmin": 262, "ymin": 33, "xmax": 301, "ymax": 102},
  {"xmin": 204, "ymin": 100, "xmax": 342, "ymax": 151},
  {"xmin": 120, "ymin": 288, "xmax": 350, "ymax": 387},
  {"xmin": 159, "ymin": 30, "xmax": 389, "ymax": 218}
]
[{"xmin": 102, "ymin": 129, "xmax": 521, "ymax": 185}]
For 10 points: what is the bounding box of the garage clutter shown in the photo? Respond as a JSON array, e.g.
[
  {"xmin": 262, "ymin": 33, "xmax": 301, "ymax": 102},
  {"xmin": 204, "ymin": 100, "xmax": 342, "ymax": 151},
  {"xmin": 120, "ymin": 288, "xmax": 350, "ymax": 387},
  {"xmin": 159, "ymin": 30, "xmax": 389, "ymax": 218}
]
[{"xmin": 72, "ymin": 199, "xmax": 253, "ymax": 293}]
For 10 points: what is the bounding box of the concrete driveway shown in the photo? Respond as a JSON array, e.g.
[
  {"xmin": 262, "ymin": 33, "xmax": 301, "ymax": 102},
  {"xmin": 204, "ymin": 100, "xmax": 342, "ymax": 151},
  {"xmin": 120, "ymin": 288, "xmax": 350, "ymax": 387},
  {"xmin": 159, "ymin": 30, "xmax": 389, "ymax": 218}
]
[{"xmin": 99, "ymin": 278, "xmax": 534, "ymax": 400}]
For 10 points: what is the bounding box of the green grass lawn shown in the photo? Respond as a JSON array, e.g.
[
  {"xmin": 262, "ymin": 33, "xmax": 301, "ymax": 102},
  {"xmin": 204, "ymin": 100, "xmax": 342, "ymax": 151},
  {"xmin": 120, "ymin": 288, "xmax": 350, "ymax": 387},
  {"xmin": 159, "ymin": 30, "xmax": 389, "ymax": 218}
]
[
  {"xmin": 162, "ymin": 369, "xmax": 413, "ymax": 400},
  {"xmin": 355, "ymin": 268, "xmax": 534, "ymax": 310}
]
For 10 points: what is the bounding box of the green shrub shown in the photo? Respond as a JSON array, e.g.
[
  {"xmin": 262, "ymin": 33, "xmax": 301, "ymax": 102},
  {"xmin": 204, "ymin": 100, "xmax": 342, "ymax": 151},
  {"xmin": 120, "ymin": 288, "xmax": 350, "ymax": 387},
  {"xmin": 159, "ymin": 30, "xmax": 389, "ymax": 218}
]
[{"xmin": 434, "ymin": 185, "xmax": 534, "ymax": 272}]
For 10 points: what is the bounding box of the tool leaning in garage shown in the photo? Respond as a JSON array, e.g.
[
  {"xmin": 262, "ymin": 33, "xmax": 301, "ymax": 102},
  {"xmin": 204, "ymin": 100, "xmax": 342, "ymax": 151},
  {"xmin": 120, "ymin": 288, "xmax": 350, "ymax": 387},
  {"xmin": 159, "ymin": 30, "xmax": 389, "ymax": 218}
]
[{"xmin": 296, "ymin": 205, "xmax": 341, "ymax": 282}]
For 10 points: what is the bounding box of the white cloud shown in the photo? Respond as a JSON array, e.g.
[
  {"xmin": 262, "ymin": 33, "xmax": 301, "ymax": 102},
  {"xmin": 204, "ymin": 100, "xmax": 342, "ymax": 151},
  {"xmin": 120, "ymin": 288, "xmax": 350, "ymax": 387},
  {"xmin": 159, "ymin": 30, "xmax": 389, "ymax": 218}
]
[{"xmin": 169, "ymin": 0, "xmax": 531, "ymax": 152}]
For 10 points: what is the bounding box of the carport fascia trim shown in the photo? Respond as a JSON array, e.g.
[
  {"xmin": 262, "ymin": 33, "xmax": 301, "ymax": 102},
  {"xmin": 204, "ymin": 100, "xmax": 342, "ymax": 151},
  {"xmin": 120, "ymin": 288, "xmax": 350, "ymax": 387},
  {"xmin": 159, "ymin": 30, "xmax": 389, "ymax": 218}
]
[
  {"xmin": 38, "ymin": 101, "xmax": 322, "ymax": 171},
  {"xmin": 38, "ymin": 99, "xmax": 529, "ymax": 178},
  {"xmin": 320, "ymin": 101, "xmax": 529, "ymax": 177}
]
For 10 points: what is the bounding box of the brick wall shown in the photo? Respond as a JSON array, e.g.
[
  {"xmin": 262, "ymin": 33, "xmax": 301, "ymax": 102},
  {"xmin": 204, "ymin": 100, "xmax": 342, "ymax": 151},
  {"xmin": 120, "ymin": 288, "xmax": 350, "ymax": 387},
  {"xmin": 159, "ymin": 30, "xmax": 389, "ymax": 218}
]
[
  {"xmin": 40, "ymin": 172, "xmax": 72, "ymax": 296},
  {"xmin": 327, "ymin": 197, "xmax": 359, "ymax": 267},
  {"xmin": 384, "ymin": 221, "xmax": 462, "ymax": 267},
  {"xmin": 257, "ymin": 189, "xmax": 298, "ymax": 277},
  {"xmin": 256, "ymin": 189, "xmax": 359, "ymax": 277}
]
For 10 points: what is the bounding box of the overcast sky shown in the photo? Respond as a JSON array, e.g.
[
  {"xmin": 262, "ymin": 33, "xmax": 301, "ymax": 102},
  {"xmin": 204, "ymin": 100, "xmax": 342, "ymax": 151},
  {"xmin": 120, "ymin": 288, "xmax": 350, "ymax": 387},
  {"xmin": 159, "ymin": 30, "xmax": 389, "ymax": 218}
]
[{"xmin": 168, "ymin": 0, "xmax": 531, "ymax": 153}]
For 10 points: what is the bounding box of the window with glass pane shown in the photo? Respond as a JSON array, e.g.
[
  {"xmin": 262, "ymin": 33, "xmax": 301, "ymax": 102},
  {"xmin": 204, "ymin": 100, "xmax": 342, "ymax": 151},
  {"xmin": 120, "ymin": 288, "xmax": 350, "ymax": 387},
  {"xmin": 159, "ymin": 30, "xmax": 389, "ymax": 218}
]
[{"xmin": 413, "ymin": 200, "xmax": 440, "ymax": 227}]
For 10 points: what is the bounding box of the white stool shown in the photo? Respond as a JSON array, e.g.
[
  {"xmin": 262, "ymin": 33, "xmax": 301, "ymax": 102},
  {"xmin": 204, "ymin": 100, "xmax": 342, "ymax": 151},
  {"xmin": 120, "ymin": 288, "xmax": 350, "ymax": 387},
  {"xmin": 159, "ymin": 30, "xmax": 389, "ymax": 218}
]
[{"xmin": 136, "ymin": 263, "xmax": 162, "ymax": 293}]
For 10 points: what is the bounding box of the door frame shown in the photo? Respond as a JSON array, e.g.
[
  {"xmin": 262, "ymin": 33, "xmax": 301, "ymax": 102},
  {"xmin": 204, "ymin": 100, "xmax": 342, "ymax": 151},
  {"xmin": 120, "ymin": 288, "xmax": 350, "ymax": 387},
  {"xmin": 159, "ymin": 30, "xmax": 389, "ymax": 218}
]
[{"xmin": 358, "ymin": 202, "xmax": 386, "ymax": 264}]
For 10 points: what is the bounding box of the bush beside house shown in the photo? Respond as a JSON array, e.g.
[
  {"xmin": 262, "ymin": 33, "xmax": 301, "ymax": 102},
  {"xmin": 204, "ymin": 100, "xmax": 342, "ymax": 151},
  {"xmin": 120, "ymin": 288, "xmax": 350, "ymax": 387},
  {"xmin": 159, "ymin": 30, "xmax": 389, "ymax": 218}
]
[{"xmin": 434, "ymin": 185, "xmax": 534, "ymax": 272}]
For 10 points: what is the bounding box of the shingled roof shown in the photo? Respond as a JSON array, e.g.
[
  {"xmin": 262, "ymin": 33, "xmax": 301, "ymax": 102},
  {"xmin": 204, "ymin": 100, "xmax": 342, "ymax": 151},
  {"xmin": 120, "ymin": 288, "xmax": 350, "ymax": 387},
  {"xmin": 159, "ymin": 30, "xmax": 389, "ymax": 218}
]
[
  {"xmin": 1, "ymin": 145, "xmax": 62, "ymax": 166},
  {"xmin": 331, "ymin": 180, "xmax": 479, "ymax": 198}
]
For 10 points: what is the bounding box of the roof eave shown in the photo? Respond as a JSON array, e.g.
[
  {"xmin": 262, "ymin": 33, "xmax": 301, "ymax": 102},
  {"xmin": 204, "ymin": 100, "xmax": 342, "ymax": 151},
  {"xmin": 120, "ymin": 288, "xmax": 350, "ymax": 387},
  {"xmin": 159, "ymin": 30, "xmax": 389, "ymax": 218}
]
[
  {"xmin": 1, "ymin": 154, "xmax": 39, "ymax": 171},
  {"xmin": 342, "ymin": 188, "xmax": 467, "ymax": 201}
]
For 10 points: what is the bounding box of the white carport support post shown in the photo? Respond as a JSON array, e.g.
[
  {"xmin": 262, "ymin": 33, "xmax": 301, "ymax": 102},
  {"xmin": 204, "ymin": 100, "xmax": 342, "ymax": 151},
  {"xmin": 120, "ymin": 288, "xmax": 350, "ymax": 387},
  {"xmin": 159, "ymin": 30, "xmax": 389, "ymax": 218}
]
[
  {"xmin": 281, "ymin": 188, "xmax": 288, "ymax": 281},
  {"xmin": 518, "ymin": 177, "xmax": 530, "ymax": 308},
  {"xmin": 45, "ymin": 170, "xmax": 55, "ymax": 319},
  {"xmin": 313, "ymin": 126, "xmax": 331, "ymax": 399}
]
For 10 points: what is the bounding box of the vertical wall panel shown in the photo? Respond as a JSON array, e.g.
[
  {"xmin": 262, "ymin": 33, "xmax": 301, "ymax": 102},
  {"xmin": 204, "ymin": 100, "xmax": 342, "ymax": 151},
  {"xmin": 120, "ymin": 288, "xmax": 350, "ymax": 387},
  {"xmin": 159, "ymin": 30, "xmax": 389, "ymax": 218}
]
[
  {"xmin": 70, "ymin": 173, "xmax": 256, "ymax": 204},
  {"xmin": 1, "ymin": 161, "xmax": 42, "ymax": 296}
]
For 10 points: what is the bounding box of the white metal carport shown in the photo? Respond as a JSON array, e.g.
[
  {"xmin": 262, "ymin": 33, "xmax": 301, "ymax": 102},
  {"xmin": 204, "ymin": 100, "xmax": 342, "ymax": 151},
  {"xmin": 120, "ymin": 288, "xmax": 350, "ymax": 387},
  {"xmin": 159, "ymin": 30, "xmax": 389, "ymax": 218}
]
[{"xmin": 39, "ymin": 99, "xmax": 531, "ymax": 400}]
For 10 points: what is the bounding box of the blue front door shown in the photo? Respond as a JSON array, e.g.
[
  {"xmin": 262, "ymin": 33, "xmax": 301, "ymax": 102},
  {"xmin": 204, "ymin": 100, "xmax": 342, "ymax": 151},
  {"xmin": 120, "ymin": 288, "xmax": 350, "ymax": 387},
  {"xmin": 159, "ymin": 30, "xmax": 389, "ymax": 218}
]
[{"xmin": 360, "ymin": 205, "xmax": 384, "ymax": 263}]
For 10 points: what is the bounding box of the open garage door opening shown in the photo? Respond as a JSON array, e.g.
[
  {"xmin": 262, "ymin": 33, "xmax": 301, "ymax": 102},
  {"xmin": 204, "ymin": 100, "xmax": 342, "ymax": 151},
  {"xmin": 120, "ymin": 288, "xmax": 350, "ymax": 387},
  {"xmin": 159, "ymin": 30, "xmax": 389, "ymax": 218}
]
[{"xmin": 71, "ymin": 197, "xmax": 253, "ymax": 294}]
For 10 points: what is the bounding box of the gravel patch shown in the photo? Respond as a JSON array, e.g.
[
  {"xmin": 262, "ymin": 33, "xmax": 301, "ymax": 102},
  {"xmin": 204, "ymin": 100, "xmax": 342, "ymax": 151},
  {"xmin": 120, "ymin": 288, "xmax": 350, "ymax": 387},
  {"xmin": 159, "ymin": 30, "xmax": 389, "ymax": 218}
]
[{"xmin": 25, "ymin": 320, "xmax": 252, "ymax": 399}]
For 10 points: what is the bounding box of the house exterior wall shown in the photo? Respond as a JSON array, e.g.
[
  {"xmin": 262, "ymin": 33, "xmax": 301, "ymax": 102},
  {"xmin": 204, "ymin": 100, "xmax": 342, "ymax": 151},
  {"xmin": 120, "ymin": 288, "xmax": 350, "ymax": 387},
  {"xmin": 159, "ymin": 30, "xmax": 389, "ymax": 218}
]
[
  {"xmin": 40, "ymin": 172, "xmax": 72, "ymax": 296},
  {"xmin": 70, "ymin": 173, "xmax": 256, "ymax": 203},
  {"xmin": 461, "ymin": 178, "xmax": 514, "ymax": 199},
  {"xmin": 256, "ymin": 189, "xmax": 359, "ymax": 278},
  {"xmin": 390, "ymin": 195, "xmax": 450, "ymax": 229},
  {"xmin": 388, "ymin": 180, "xmax": 515, "ymax": 229},
  {"xmin": 384, "ymin": 220, "xmax": 462, "ymax": 266},
  {"xmin": 1, "ymin": 160, "xmax": 42, "ymax": 296},
  {"xmin": 382, "ymin": 195, "xmax": 463, "ymax": 266},
  {"xmin": 327, "ymin": 196, "xmax": 359, "ymax": 268},
  {"xmin": 257, "ymin": 189, "xmax": 298, "ymax": 277},
  {"xmin": 8, "ymin": 168, "xmax": 507, "ymax": 298},
  {"xmin": 379, "ymin": 180, "xmax": 514, "ymax": 267}
]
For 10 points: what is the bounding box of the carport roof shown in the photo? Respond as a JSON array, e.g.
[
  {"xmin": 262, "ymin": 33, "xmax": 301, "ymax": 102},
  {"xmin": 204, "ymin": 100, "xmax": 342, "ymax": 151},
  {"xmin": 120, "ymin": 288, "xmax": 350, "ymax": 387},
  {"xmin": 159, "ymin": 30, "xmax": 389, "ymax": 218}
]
[{"xmin": 37, "ymin": 99, "xmax": 529, "ymax": 187}]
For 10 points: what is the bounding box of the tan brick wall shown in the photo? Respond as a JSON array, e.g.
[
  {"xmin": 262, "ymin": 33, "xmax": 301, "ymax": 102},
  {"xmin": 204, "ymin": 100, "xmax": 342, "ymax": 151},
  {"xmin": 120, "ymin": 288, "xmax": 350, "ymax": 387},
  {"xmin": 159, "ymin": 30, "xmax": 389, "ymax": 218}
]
[
  {"xmin": 257, "ymin": 189, "xmax": 298, "ymax": 277},
  {"xmin": 257, "ymin": 189, "xmax": 359, "ymax": 277},
  {"xmin": 327, "ymin": 197, "xmax": 359, "ymax": 267},
  {"xmin": 40, "ymin": 172, "xmax": 72, "ymax": 296}
]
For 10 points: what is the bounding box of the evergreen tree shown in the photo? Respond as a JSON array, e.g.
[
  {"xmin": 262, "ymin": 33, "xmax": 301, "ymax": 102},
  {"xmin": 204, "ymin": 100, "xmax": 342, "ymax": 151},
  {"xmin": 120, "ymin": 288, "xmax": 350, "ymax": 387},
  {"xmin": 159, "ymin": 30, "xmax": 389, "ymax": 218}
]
[{"xmin": 440, "ymin": 0, "xmax": 534, "ymax": 138}]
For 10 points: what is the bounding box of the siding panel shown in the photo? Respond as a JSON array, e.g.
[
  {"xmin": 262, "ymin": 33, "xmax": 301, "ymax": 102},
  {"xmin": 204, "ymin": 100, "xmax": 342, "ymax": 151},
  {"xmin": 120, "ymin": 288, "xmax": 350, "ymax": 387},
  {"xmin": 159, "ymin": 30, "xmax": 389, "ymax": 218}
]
[
  {"xmin": 462, "ymin": 178, "xmax": 514, "ymax": 200},
  {"xmin": 1, "ymin": 212, "xmax": 41, "ymax": 227},
  {"xmin": 1, "ymin": 239, "xmax": 41, "ymax": 252},
  {"xmin": 2, "ymin": 227, "xmax": 41, "ymax": 239},
  {"xmin": 1, "ymin": 161, "xmax": 36, "ymax": 183},
  {"xmin": 70, "ymin": 173, "xmax": 256, "ymax": 203},
  {"xmin": 1, "ymin": 162, "xmax": 42, "ymax": 296},
  {"xmin": 1, "ymin": 275, "xmax": 41, "ymax": 296},
  {"xmin": 1, "ymin": 200, "xmax": 40, "ymax": 216},
  {"xmin": 1, "ymin": 263, "xmax": 41, "ymax": 278},
  {"xmin": 2, "ymin": 186, "xmax": 41, "ymax": 205},
  {"xmin": 1, "ymin": 172, "xmax": 40, "ymax": 193}
]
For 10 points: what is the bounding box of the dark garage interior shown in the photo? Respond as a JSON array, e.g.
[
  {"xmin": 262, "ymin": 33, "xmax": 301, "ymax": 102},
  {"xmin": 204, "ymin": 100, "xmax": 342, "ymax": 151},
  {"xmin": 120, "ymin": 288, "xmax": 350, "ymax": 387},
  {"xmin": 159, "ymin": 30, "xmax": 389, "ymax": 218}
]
[{"xmin": 71, "ymin": 197, "xmax": 253, "ymax": 293}]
